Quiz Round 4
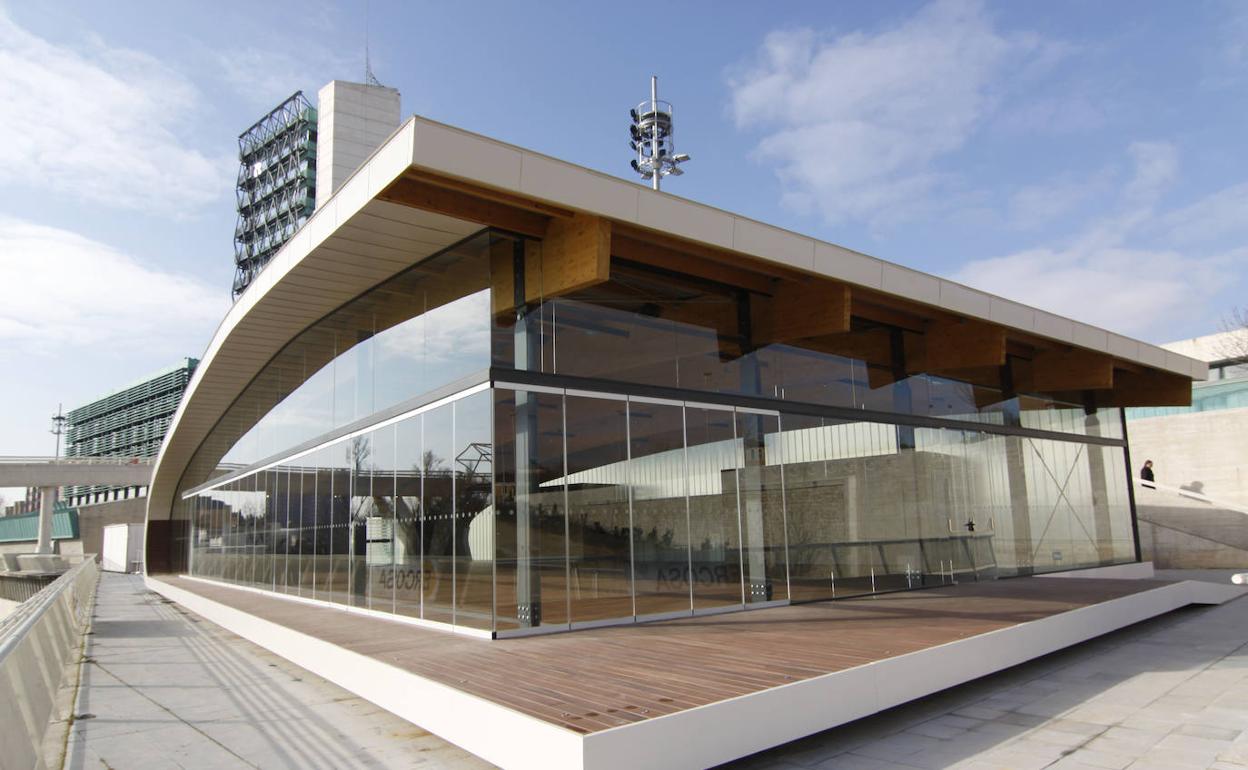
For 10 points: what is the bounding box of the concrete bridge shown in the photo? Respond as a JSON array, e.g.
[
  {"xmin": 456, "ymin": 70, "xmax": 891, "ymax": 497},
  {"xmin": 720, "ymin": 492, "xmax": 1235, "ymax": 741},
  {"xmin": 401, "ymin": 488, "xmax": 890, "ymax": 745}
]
[{"xmin": 0, "ymin": 457, "xmax": 153, "ymax": 558}]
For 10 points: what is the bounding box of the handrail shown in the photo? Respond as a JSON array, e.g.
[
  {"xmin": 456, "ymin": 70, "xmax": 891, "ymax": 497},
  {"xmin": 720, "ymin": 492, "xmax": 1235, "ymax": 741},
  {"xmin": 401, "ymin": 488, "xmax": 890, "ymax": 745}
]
[
  {"xmin": 0, "ymin": 558, "xmax": 99, "ymax": 770},
  {"xmin": 0, "ymin": 455, "xmax": 153, "ymax": 465},
  {"xmin": 0, "ymin": 559, "xmax": 96, "ymax": 660},
  {"xmin": 1135, "ymin": 478, "xmax": 1248, "ymax": 516}
]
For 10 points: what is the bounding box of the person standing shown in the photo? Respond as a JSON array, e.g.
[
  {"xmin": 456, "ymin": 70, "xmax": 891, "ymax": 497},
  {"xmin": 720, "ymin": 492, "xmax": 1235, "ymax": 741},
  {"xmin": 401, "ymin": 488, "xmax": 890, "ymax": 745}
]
[{"xmin": 1140, "ymin": 459, "xmax": 1155, "ymax": 483}]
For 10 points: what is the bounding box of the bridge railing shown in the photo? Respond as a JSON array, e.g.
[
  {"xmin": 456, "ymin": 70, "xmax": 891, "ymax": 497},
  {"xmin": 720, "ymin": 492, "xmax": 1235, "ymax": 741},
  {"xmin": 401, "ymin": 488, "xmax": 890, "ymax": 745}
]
[
  {"xmin": 0, "ymin": 456, "xmax": 153, "ymax": 465},
  {"xmin": 0, "ymin": 558, "xmax": 99, "ymax": 770}
]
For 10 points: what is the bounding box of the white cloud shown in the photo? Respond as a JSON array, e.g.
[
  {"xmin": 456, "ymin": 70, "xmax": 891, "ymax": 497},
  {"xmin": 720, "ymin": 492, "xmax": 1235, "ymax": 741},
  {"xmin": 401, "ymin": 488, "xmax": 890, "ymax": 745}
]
[
  {"xmin": 1008, "ymin": 170, "xmax": 1110, "ymax": 230},
  {"xmin": 0, "ymin": 217, "xmax": 227, "ymax": 356},
  {"xmin": 727, "ymin": 0, "xmax": 1063, "ymax": 225},
  {"xmin": 954, "ymin": 143, "xmax": 1235, "ymax": 340},
  {"xmin": 0, "ymin": 9, "xmax": 231, "ymax": 212},
  {"xmin": 212, "ymin": 45, "xmax": 358, "ymax": 110},
  {"xmin": 1162, "ymin": 182, "xmax": 1248, "ymax": 244}
]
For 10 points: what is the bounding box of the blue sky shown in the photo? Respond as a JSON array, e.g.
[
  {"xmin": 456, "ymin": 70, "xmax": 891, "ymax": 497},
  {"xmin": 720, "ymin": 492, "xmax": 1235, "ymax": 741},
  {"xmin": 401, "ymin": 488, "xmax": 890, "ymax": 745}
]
[{"xmin": 2, "ymin": 0, "xmax": 1247, "ymax": 464}]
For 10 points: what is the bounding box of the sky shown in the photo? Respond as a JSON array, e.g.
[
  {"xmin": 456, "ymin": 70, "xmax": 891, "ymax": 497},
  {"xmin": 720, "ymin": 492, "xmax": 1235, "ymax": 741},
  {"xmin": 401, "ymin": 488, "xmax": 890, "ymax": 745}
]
[{"xmin": 2, "ymin": 0, "xmax": 1247, "ymax": 465}]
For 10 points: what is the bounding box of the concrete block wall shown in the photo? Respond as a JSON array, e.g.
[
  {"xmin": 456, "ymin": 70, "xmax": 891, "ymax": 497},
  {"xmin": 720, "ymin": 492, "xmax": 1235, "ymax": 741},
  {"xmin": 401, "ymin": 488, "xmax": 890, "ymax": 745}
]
[
  {"xmin": 1127, "ymin": 407, "xmax": 1248, "ymax": 507},
  {"xmin": 315, "ymin": 80, "xmax": 401, "ymax": 210}
]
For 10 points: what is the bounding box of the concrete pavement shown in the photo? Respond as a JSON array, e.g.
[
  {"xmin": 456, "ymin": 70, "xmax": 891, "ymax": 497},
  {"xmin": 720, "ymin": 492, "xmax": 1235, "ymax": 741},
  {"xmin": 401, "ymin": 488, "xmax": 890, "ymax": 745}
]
[
  {"xmin": 723, "ymin": 570, "xmax": 1248, "ymax": 770},
  {"xmin": 58, "ymin": 570, "xmax": 1248, "ymax": 769},
  {"xmin": 62, "ymin": 572, "xmax": 491, "ymax": 769}
]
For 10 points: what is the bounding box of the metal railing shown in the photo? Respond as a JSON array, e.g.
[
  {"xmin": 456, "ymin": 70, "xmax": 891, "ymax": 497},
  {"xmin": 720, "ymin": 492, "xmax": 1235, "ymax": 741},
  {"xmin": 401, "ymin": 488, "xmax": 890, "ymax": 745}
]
[
  {"xmin": 0, "ymin": 574, "xmax": 58, "ymax": 603},
  {"xmin": 0, "ymin": 558, "xmax": 99, "ymax": 770},
  {"xmin": 0, "ymin": 455, "xmax": 153, "ymax": 465}
]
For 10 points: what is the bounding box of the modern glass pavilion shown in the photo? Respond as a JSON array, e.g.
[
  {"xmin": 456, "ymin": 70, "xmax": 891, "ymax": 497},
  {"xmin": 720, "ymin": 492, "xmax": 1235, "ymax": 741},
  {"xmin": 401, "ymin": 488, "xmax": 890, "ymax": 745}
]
[{"xmin": 147, "ymin": 117, "xmax": 1199, "ymax": 638}]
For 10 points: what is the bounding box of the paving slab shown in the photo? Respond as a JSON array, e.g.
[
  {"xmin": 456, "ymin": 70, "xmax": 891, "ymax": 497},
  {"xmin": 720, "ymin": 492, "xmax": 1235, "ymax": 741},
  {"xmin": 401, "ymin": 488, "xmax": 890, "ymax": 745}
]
[
  {"xmin": 722, "ymin": 570, "xmax": 1248, "ymax": 770},
  {"xmin": 63, "ymin": 572, "xmax": 492, "ymax": 770}
]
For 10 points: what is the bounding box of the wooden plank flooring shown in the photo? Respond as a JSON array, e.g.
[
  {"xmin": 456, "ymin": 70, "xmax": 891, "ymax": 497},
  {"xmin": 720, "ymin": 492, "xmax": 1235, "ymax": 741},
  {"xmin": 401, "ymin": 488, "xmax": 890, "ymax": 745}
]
[{"xmin": 160, "ymin": 576, "xmax": 1168, "ymax": 734}]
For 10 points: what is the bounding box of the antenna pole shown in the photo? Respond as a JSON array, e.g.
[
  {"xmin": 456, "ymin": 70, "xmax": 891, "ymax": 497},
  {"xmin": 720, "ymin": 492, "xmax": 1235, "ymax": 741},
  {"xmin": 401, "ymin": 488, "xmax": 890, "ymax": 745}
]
[
  {"xmin": 650, "ymin": 76, "xmax": 660, "ymax": 191},
  {"xmin": 628, "ymin": 75, "xmax": 689, "ymax": 190},
  {"xmin": 51, "ymin": 403, "xmax": 66, "ymax": 459}
]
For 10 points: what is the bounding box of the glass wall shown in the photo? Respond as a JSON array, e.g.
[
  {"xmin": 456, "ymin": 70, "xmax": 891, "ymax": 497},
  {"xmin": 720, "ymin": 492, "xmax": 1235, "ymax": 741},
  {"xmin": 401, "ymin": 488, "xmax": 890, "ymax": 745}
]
[
  {"xmin": 189, "ymin": 386, "xmax": 495, "ymax": 628},
  {"xmin": 178, "ymin": 224, "xmax": 1138, "ymax": 638},
  {"xmin": 179, "ymin": 231, "xmax": 494, "ymax": 492},
  {"xmin": 488, "ymin": 258, "xmax": 1120, "ymax": 437},
  {"xmin": 187, "ymin": 378, "xmax": 1136, "ymax": 635}
]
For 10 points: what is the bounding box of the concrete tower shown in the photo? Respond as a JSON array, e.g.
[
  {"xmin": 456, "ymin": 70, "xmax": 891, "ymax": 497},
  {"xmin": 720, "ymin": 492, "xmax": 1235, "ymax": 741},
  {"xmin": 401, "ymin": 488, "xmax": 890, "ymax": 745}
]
[{"xmin": 315, "ymin": 81, "xmax": 402, "ymax": 210}]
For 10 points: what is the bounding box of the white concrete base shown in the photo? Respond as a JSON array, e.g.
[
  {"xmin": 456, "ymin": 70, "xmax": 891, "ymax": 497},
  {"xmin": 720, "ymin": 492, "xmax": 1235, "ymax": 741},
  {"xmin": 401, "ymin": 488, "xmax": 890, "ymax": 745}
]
[
  {"xmin": 1034, "ymin": 561, "xmax": 1156, "ymax": 580},
  {"xmin": 145, "ymin": 577, "xmax": 1243, "ymax": 770}
]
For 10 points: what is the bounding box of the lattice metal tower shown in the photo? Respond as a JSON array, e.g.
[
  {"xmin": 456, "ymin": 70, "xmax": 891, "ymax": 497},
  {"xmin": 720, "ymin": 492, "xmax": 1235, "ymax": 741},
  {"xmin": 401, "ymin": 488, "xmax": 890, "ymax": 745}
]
[{"xmin": 233, "ymin": 92, "xmax": 318, "ymax": 299}]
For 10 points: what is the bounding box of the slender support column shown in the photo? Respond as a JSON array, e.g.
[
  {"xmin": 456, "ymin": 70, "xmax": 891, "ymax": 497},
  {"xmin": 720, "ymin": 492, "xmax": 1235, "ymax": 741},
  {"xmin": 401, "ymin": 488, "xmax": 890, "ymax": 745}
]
[
  {"xmin": 512, "ymin": 237, "xmax": 542, "ymax": 627},
  {"xmin": 1084, "ymin": 409, "xmax": 1113, "ymax": 561},
  {"xmin": 1004, "ymin": 436, "xmax": 1033, "ymax": 574},
  {"xmin": 36, "ymin": 486, "xmax": 56, "ymax": 555}
]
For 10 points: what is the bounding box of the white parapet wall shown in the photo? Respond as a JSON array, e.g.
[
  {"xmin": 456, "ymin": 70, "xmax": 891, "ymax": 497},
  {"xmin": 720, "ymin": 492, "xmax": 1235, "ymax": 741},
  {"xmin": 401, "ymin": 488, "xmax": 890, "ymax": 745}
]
[{"xmin": 315, "ymin": 80, "xmax": 401, "ymax": 210}]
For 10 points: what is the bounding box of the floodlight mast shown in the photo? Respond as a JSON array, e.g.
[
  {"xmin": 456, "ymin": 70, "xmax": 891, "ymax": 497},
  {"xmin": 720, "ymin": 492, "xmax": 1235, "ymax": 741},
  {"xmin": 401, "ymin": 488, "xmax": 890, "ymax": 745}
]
[{"xmin": 629, "ymin": 75, "xmax": 689, "ymax": 191}]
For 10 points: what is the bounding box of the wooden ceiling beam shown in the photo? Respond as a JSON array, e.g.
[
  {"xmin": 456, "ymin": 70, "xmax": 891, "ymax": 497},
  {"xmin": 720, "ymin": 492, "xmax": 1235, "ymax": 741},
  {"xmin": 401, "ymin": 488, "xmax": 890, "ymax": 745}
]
[
  {"xmin": 801, "ymin": 327, "xmax": 893, "ymax": 367},
  {"xmin": 1030, "ymin": 349, "xmax": 1115, "ymax": 392},
  {"xmin": 752, "ymin": 282, "xmax": 851, "ymax": 346},
  {"xmin": 1102, "ymin": 369, "xmax": 1192, "ymax": 407},
  {"xmin": 379, "ymin": 176, "xmax": 551, "ymax": 238},
  {"xmin": 610, "ymin": 235, "xmax": 774, "ymax": 294},
  {"xmin": 612, "ymin": 222, "xmax": 807, "ymax": 282},
  {"xmin": 908, "ymin": 319, "xmax": 1006, "ymax": 373},
  {"xmin": 401, "ymin": 170, "xmax": 575, "ymax": 219}
]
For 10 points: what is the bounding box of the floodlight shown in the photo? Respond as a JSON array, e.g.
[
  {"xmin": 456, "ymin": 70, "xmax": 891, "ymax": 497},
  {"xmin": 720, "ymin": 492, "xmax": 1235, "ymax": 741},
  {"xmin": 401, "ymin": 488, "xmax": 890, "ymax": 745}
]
[{"xmin": 627, "ymin": 76, "xmax": 690, "ymax": 191}]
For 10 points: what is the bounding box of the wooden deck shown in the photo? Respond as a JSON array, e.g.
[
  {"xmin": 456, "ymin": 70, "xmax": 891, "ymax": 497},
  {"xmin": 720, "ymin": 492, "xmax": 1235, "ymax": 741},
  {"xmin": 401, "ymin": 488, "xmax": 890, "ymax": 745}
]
[{"xmin": 159, "ymin": 576, "xmax": 1169, "ymax": 735}]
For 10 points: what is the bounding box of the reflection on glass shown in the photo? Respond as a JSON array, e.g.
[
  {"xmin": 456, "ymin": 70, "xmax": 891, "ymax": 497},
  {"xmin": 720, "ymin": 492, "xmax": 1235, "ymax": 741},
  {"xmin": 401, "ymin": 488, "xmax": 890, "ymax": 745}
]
[
  {"xmin": 180, "ymin": 232, "xmax": 494, "ymax": 497},
  {"xmin": 455, "ymin": 391, "xmax": 494, "ymax": 629},
  {"xmin": 685, "ymin": 406, "xmax": 742, "ymax": 611},
  {"xmin": 494, "ymin": 389, "xmax": 569, "ymax": 630},
  {"xmin": 368, "ymin": 425, "xmax": 397, "ymax": 614},
  {"xmin": 326, "ymin": 442, "xmax": 352, "ymax": 605},
  {"xmin": 565, "ymin": 395, "xmax": 632, "ymax": 623},
  {"xmin": 629, "ymin": 400, "xmax": 691, "ymax": 617},
  {"xmin": 394, "ymin": 415, "xmax": 423, "ymax": 618},
  {"xmin": 737, "ymin": 411, "xmax": 786, "ymax": 602},
  {"xmin": 422, "ymin": 404, "xmax": 455, "ymax": 624}
]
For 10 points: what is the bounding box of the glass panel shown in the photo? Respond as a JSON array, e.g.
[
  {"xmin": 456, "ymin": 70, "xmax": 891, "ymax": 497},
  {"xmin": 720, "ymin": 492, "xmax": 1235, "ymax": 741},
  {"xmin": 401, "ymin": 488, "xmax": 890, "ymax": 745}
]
[
  {"xmin": 394, "ymin": 415, "xmax": 424, "ymax": 618},
  {"xmin": 368, "ymin": 425, "xmax": 397, "ymax": 614},
  {"xmin": 1025, "ymin": 437, "xmax": 1076, "ymax": 573},
  {"xmin": 348, "ymin": 434, "xmax": 374, "ymax": 607},
  {"xmin": 259, "ymin": 470, "xmax": 276, "ymax": 591},
  {"xmin": 1102, "ymin": 446, "xmax": 1136, "ymax": 562},
  {"xmin": 454, "ymin": 390, "xmax": 494, "ymax": 630},
  {"xmin": 737, "ymin": 411, "xmax": 787, "ymax": 602},
  {"xmin": 310, "ymin": 447, "xmax": 333, "ymax": 600},
  {"xmin": 324, "ymin": 441, "xmax": 354, "ymax": 604},
  {"xmin": 495, "ymin": 388, "xmax": 569, "ymax": 631},
  {"xmin": 565, "ymin": 395, "xmax": 632, "ymax": 624},
  {"xmin": 273, "ymin": 467, "xmax": 289, "ymax": 592},
  {"xmin": 422, "ymin": 403, "xmax": 456, "ymax": 624},
  {"xmin": 780, "ymin": 415, "xmax": 879, "ymax": 600},
  {"xmin": 629, "ymin": 400, "xmax": 690, "ymax": 617},
  {"xmin": 239, "ymin": 473, "xmax": 260, "ymax": 588},
  {"xmin": 295, "ymin": 453, "xmax": 317, "ymax": 596},
  {"xmin": 178, "ymin": 231, "xmax": 493, "ymax": 498},
  {"xmin": 684, "ymin": 406, "xmax": 742, "ymax": 611}
]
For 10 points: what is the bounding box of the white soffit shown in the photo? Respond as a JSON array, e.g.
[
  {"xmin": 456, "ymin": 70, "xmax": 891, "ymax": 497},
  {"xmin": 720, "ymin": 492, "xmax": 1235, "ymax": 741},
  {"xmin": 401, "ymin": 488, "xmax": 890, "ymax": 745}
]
[{"xmin": 147, "ymin": 122, "xmax": 477, "ymax": 521}]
